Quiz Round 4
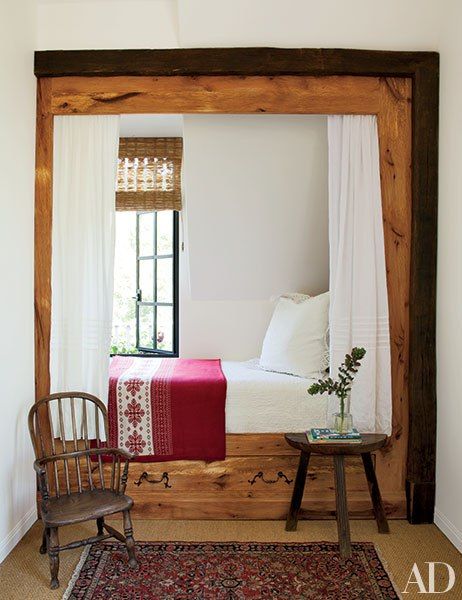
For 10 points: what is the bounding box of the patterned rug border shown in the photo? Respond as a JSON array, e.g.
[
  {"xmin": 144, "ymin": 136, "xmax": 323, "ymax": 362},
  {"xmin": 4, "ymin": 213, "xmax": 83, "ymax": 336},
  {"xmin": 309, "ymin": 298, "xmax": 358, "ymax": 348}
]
[
  {"xmin": 373, "ymin": 544, "xmax": 403, "ymax": 600},
  {"xmin": 63, "ymin": 540, "xmax": 402, "ymax": 600},
  {"xmin": 63, "ymin": 545, "xmax": 91, "ymax": 600}
]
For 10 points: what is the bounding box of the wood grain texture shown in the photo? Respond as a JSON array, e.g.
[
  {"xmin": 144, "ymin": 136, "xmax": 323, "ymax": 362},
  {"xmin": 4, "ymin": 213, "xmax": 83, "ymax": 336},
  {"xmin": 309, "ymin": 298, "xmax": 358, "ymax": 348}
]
[
  {"xmin": 284, "ymin": 444, "xmax": 389, "ymax": 553},
  {"xmin": 34, "ymin": 47, "xmax": 438, "ymax": 78},
  {"xmin": 127, "ymin": 495, "xmax": 405, "ymax": 521},
  {"xmin": 35, "ymin": 78, "xmax": 53, "ymax": 401},
  {"xmin": 376, "ymin": 77, "xmax": 412, "ymax": 504},
  {"xmin": 118, "ymin": 439, "xmax": 403, "ymax": 518},
  {"xmin": 362, "ymin": 452, "xmax": 390, "ymax": 533},
  {"xmin": 285, "ymin": 452, "xmax": 310, "ymax": 531},
  {"xmin": 34, "ymin": 78, "xmax": 54, "ymax": 459},
  {"xmin": 285, "ymin": 433, "xmax": 388, "ymax": 455},
  {"xmin": 34, "ymin": 48, "xmax": 439, "ymax": 522},
  {"xmin": 333, "ymin": 455, "xmax": 351, "ymax": 557},
  {"xmin": 44, "ymin": 433, "xmax": 406, "ymax": 520},
  {"xmin": 30, "ymin": 394, "xmax": 137, "ymax": 590},
  {"xmin": 50, "ymin": 75, "xmax": 382, "ymax": 116},
  {"xmin": 407, "ymin": 61, "xmax": 439, "ymax": 523}
]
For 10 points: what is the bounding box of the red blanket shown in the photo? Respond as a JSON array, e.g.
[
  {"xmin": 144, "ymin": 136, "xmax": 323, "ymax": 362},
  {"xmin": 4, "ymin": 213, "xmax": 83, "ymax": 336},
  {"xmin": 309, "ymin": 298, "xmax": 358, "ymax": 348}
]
[{"xmin": 108, "ymin": 356, "xmax": 226, "ymax": 462}]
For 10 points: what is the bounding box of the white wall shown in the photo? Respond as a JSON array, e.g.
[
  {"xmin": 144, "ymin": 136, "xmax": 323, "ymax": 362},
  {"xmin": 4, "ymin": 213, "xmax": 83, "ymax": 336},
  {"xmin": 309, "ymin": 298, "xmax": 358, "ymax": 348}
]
[
  {"xmin": 181, "ymin": 115, "xmax": 328, "ymax": 359},
  {"xmin": 37, "ymin": 0, "xmax": 179, "ymax": 49},
  {"xmin": 177, "ymin": 0, "xmax": 439, "ymax": 51},
  {"xmin": 120, "ymin": 114, "xmax": 183, "ymax": 138},
  {"xmin": 0, "ymin": 0, "xmax": 37, "ymax": 562},
  {"xmin": 434, "ymin": 0, "xmax": 462, "ymax": 553}
]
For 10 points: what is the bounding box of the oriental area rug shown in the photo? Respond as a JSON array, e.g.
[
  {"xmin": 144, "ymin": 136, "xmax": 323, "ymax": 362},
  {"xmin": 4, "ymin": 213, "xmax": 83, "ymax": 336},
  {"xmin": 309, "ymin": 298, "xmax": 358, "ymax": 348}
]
[{"xmin": 63, "ymin": 541, "xmax": 400, "ymax": 599}]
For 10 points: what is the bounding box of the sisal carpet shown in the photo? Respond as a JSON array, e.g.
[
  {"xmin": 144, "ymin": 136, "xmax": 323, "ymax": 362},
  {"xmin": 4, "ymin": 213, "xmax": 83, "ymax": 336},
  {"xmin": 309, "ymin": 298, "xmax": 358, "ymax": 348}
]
[
  {"xmin": 1, "ymin": 519, "xmax": 461, "ymax": 599},
  {"xmin": 63, "ymin": 541, "xmax": 399, "ymax": 599}
]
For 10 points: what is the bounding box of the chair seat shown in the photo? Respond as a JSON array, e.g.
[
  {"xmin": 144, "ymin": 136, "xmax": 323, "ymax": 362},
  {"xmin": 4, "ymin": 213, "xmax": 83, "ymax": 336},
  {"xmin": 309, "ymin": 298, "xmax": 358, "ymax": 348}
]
[{"xmin": 42, "ymin": 489, "xmax": 133, "ymax": 527}]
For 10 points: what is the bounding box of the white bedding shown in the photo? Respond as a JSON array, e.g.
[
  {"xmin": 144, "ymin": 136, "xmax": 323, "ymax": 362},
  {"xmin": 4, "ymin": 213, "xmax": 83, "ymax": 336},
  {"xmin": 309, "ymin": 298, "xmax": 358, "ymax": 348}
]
[{"xmin": 222, "ymin": 360, "xmax": 328, "ymax": 433}]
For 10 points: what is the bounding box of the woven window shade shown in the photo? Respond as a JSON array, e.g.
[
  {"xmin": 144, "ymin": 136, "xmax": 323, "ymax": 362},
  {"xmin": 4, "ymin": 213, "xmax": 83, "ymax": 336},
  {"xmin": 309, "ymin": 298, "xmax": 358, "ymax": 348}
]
[{"xmin": 116, "ymin": 137, "xmax": 183, "ymax": 211}]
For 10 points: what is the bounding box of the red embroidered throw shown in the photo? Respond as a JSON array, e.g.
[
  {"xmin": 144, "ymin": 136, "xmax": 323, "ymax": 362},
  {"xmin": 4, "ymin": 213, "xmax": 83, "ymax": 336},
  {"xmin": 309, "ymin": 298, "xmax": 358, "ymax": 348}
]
[{"xmin": 108, "ymin": 356, "xmax": 226, "ymax": 462}]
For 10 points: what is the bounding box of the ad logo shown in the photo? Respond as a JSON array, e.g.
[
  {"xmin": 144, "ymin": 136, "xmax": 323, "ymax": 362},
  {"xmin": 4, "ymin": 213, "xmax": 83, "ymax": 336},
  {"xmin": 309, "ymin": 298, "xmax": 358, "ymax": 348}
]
[{"xmin": 403, "ymin": 562, "xmax": 455, "ymax": 594}]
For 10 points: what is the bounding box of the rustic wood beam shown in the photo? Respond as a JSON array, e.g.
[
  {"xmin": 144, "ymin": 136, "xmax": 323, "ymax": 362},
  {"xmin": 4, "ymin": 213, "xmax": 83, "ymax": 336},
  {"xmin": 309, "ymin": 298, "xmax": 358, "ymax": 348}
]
[{"xmin": 35, "ymin": 47, "xmax": 438, "ymax": 78}]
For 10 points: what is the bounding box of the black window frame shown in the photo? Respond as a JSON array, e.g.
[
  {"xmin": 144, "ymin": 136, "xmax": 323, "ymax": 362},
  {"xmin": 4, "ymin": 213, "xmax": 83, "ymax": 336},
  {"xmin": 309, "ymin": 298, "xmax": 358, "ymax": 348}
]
[{"xmin": 115, "ymin": 209, "xmax": 179, "ymax": 358}]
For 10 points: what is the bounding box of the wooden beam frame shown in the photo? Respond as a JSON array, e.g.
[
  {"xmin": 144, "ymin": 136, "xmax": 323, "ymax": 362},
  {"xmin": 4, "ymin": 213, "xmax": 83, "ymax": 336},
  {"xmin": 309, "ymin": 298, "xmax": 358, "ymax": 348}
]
[{"xmin": 34, "ymin": 48, "xmax": 438, "ymax": 524}]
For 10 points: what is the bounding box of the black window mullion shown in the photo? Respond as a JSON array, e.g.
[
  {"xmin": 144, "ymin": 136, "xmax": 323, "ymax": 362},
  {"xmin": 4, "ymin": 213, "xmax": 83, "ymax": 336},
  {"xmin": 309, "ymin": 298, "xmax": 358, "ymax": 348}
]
[
  {"xmin": 153, "ymin": 211, "xmax": 158, "ymax": 351},
  {"xmin": 173, "ymin": 210, "xmax": 179, "ymax": 357},
  {"xmin": 135, "ymin": 213, "xmax": 140, "ymax": 349},
  {"xmin": 130, "ymin": 209, "xmax": 178, "ymax": 357}
]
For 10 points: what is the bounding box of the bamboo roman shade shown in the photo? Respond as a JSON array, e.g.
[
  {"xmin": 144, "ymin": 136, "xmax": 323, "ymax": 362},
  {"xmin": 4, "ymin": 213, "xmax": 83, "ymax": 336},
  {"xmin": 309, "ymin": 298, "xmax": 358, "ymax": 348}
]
[{"xmin": 116, "ymin": 137, "xmax": 183, "ymax": 211}]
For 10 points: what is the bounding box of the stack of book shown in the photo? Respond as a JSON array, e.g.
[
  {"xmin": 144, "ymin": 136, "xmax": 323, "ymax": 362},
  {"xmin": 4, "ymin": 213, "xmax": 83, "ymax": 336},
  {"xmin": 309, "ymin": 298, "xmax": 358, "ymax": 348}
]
[{"xmin": 306, "ymin": 428, "xmax": 362, "ymax": 444}]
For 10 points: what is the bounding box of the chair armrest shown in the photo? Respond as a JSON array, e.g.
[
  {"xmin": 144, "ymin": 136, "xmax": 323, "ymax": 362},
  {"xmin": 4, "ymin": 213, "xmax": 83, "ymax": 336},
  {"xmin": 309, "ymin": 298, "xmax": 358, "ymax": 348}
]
[
  {"xmin": 33, "ymin": 459, "xmax": 49, "ymax": 499},
  {"xmin": 37, "ymin": 447, "xmax": 134, "ymax": 464},
  {"xmin": 106, "ymin": 447, "xmax": 134, "ymax": 461},
  {"xmin": 33, "ymin": 458, "xmax": 47, "ymax": 476},
  {"xmin": 34, "ymin": 448, "xmax": 135, "ymax": 496}
]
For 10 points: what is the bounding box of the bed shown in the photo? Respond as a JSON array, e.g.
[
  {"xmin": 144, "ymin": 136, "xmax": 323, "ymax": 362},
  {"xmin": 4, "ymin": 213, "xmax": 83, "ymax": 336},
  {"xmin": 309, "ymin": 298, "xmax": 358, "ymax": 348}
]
[
  {"xmin": 108, "ymin": 355, "xmax": 328, "ymax": 462},
  {"xmin": 104, "ymin": 356, "xmax": 403, "ymax": 520},
  {"xmin": 223, "ymin": 359, "xmax": 327, "ymax": 433}
]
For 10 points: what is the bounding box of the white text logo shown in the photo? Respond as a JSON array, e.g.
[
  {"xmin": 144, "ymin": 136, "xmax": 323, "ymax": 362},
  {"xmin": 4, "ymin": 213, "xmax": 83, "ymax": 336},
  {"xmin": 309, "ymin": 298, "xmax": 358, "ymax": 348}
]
[{"xmin": 403, "ymin": 562, "xmax": 455, "ymax": 594}]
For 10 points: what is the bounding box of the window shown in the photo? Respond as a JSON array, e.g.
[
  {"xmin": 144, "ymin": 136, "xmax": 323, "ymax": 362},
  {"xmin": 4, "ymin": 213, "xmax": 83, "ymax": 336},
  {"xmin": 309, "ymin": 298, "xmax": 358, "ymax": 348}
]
[
  {"xmin": 111, "ymin": 137, "xmax": 182, "ymax": 356},
  {"xmin": 136, "ymin": 210, "xmax": 179, "ymax": 354}
]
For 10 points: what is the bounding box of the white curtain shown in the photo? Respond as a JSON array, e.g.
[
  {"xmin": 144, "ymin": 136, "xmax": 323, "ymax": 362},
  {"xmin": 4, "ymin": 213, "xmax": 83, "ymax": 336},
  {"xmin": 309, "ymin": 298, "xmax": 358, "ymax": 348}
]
[
  {"xmin": 328, "ymin": 115, "xmax": 392, "ymax": 434},
  {"xmin": 50, "ymin": 115, "xmax": 120, "ymax": 435}
]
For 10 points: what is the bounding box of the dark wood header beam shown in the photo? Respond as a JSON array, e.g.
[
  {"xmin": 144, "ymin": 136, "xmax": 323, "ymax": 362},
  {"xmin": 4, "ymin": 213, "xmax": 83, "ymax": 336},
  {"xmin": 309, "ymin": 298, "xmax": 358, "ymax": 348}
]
[{"xmin": 34, "ymin": 47, "xmax": 438, "ymax": 78}]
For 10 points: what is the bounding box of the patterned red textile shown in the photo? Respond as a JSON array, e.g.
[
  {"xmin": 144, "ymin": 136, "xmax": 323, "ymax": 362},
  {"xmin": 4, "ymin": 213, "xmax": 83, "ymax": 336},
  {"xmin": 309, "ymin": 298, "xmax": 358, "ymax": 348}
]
[
  {"xmin": 108, "ymin": 356, "xmax": 226, "ymax": 462},
  {"xmin": 65, "ymin": 541, "xmax": 400, "ymax": 599}
]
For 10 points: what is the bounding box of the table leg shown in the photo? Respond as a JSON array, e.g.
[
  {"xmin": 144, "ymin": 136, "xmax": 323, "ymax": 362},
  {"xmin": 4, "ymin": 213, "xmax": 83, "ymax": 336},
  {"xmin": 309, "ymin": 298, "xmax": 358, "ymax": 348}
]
[
  {"xmin": 285, "ymin": 451, "xmax": 310, "ymax": 531},
  {"xmin": 333, "ymin": 455, "xmax": 351, "ymax": 558},
  {"xmin": 361, "ymin": 452, "xmax": 390, "ymax": 533}
]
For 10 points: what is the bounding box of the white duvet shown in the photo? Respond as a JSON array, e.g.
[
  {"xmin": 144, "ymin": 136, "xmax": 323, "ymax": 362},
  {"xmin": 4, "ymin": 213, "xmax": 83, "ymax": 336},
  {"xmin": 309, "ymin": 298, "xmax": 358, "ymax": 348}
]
[{"xmin": 222, "ymin": 360, "xmax": 328, "ymax": 433}]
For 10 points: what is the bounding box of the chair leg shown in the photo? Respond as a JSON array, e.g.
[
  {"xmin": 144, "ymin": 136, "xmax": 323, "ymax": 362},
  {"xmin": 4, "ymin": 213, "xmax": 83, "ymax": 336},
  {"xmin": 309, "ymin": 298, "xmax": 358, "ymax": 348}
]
[
  {"xmin": 97, "ymin": 517, "xmax": 105, "ymax": 536},
  {"xmin": 123, "ymin": 510, "xmax": 138, "ymax": 568},
  {"xmin": 48, "ymin": 527, "xmax": 60, "ymax": 589},
  {"xmin": 39, "ymin": 527, "xmax": 49, "ymax": 554}
]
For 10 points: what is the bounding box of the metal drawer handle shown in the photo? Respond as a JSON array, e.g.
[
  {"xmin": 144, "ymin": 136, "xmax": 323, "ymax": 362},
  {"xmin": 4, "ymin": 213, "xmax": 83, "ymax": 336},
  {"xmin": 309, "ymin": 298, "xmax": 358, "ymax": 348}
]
[
  {"xmin": 248, "ymin": 471, "xmax": 293, "ymax": 486},
  {"xmin": 134, "ymin": 471, "xmax": 172, "ymax": 488}
]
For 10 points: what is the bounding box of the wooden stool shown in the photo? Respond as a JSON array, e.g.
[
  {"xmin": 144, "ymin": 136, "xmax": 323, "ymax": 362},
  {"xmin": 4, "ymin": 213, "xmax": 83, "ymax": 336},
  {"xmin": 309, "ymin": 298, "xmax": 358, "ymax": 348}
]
[{"xmin": 284, "ymin": 433, "xmax": 389, "ymax": 558}]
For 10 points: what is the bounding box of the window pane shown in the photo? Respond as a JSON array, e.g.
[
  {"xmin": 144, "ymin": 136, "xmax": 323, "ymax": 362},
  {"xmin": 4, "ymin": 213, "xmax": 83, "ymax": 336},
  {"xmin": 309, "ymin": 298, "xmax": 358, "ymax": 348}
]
[
  {"xmin": 157, "ymin": 258, "xmax": 173, "ymax": 303},
  {"xmin": 157, "ymin": 211, "xmax": 173, "ymax": 255},
  {"xmin": 139, "ymin": 305, "xmax": 154, "ymax": 349},
  {"xmin": 138, "ymin": 212, "xmax": 154, "ymax": 256},
  {"xmin": 156, "ymin": 306, "xmax": 173, "ymax": 352},
  {"xmin": 139, "ymin": 259, "xmax": 154, "ymax": 302}
]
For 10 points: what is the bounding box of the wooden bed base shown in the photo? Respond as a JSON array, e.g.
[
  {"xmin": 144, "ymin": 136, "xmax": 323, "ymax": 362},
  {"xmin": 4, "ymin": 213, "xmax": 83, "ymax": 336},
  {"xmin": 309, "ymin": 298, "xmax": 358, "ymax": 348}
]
[
  {"xmin": 115, "ymin": 434, "xmax": 405, "ymax": 520},
  {"xmin": 47, "ymin": 432, "xmax": 405, "ymax": 520}
]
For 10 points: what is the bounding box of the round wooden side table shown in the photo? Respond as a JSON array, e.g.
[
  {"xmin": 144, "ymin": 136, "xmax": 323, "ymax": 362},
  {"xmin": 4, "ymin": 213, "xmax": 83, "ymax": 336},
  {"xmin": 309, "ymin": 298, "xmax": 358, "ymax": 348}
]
[{"xmin": 284, "ymin": 432, "xmax": 389, "ymax": 558}]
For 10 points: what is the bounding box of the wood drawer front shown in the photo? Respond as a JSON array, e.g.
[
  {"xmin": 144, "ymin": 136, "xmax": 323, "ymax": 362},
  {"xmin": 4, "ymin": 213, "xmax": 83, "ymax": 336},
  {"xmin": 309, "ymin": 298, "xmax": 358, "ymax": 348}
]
[
  {"xmin": 225, "ymin": 434, "xmax": 299, "ymax": 456},
  {"xmin": 47, "ymin": 452, "xmax": 406, "ymax": 520},
  {"xmin": 125, "ymin": 455, "xmax": 367, "ymax": 498}
]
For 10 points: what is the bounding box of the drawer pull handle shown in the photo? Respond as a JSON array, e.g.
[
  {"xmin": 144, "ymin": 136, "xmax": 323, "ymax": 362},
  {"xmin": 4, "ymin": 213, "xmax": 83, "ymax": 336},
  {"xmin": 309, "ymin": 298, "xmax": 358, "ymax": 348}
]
[
  {"xmin": 134, "ymin": 471, "xmax": 172, "ymax": 488},
  {"xmin": 248, "ymin": 471, "xmax": 293, "ymax": 486}
]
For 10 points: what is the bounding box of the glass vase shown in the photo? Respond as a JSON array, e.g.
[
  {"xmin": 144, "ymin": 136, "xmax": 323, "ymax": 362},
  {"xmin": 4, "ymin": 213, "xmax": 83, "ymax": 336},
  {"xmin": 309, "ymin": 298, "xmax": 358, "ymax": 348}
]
[{"xmin": 332, "ymin": 412, "xmax": 354, "ymax": 434}]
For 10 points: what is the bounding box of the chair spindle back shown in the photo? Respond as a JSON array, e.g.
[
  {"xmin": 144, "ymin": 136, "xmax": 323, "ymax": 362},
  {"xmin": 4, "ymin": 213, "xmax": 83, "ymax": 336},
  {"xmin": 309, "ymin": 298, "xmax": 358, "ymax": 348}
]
[{"xmin": 28, "ymin": 392, "xmax": 129, "ymax": 499}]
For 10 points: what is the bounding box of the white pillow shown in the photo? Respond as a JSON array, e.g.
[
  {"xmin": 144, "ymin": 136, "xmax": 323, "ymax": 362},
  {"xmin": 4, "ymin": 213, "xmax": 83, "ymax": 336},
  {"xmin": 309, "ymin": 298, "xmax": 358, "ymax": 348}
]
[{"xmin": 259, "ymin": 292, "xmax": 329, "ymax": 378}]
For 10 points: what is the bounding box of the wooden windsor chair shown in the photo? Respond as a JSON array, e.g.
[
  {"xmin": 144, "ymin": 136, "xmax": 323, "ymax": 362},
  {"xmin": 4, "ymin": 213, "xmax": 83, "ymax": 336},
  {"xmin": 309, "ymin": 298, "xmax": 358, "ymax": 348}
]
[{"xmin": 28, "ymin": 392, "xmax": 138, "ymax": 589}]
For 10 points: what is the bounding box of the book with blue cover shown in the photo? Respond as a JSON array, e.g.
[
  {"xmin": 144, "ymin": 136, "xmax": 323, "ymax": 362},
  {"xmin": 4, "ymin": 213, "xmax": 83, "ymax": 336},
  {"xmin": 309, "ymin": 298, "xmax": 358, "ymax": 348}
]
[{"xmin": 307, "ymin": 428, "xmax": 362, "ymax": 444}]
